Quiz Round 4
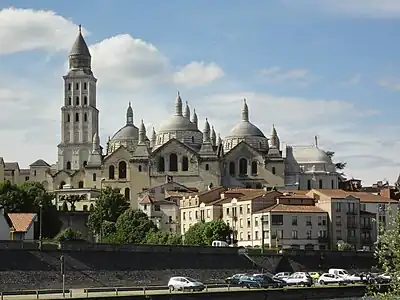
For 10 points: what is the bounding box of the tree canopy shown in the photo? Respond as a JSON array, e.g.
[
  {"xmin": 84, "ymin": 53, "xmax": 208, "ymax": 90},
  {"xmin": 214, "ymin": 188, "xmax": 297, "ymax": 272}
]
[
  {"xmin": 373, "ymin": 209, "xmax": 400, "ymax": 299},
  {"xmin": 87, "ymin": 186, "xmax": 129, "ymax": 235},
  {"xmin": 144, "ymin": 229, "xmax": 182, "ymax": 245},
  {"xmin": 184, "ymin": 219, "xmax": 231, "ymax": 246},
  {"xmin": 0, "ymin": 181, "xmax": 61, "ymax": 238},
  {"xmin": 325, "ymin": 151, "xmax": 347, "ymax": 171}
]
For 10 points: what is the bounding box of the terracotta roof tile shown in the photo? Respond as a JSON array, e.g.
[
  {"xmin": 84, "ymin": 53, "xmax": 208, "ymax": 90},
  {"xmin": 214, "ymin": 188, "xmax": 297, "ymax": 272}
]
[
  {"xmin": 139, "ymin": 195, "xmax": 154, "ymax": 204},
  {"xmin": 7, "ymin": 213, "xmax": 36, "ymax": 232},
  {"xmin": 312, "ymin": 189, "xmax": 396, "ymax": 203},
  {"xmin": 257, "ymin": 204, "xmax": 326, "ymax": 214}
]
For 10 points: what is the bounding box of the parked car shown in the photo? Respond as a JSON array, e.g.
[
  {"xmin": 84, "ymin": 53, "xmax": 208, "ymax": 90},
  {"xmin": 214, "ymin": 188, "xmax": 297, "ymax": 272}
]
[
  {"xmin": 168, "ymin": 276, "xmax": 205, "ymax": 292},
  {"xmin": 318, "ymin": 273, "xmax": 347, "ymax": 285},
  {"xmin": 273, "ymin": 272, "xmax": 291, "ymax": 280},
  {"xmin": 328, "ymin": 269, "xmax": 362, "ymax": 283},
  {"xmin": 225, "ymin": 273, "xmax": 247, "ymax": 285},
  {"xmin": 308, "ymin": 272, "xmax": 321, "ymax": 282},
  {"xmin": 238, "ymin": 274, "xmax": 284, "ymax": 289},
  {"xmin": 284, "ymin": 272, "xmax": 313, "ymax": 287}
]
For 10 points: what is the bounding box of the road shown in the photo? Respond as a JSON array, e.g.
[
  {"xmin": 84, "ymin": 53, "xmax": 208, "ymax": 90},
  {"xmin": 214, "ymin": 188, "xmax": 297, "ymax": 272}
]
[{"xmin": 0, "ymin": 284, "xmax": 363, "ymax": 299}]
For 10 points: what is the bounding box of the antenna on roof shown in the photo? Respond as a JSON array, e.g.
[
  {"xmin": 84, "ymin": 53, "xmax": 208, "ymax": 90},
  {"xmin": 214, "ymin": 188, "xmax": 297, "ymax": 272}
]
[{"xmin": 314, "ymin": 135, "xmax": 318, "ymax": 148}]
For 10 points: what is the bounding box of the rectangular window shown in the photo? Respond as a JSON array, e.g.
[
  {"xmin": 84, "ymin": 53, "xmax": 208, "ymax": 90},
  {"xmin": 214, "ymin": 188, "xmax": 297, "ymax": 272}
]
[
  {"xmin": 271, "ymin": 215, "xmax": 283, "ymax": 226},
  {"xmin": 247, "ymin": 232, "xmax": 251, "ymax": 240},
  {"xmin": 226, "ymin": 208, "xmax": 230, "ymax": 216},
  {"xmin": 318, "ymin": 216, "xmax": 322, "ymax": 225},
  {"xmin": 247, "ymin": 204, "xmax": 251, "ymax": 214},
  {"xmin": 292, "ymin": 230, "xmax": 298, "ymax": 239},
  {"xmin": 240, "ymin": 219, "xmax": 243, "ymax": 228},
  {"xmin": 292, "ymin": 216, "xmax": 297, "ymax": 226},
  {"xmin": 336, "ymin": 216, "xmax": 341, "ymax": 226},
  {"xmin": 247, "ymin": 218, "xmax": 251, "ymax": 227},
  {"xmin": 84, "ymin": 82, "xmax": 87, "ymax": 90},
  {"xmin": 335, "ymin": 202, "xmax": 341, "ymax": 212},
  {"xmin": 239, "ymin": 206, "xmax": 243, "ymax": 215},
  {"xmin": 76, "ymin": 83, "xmax": 79, "ymax": 90},
  {"xmin": 255, "ymin": 231, "xmax": 259, "ymax": 240},
  {"xmin": 306, "ymin": 230, "xmax": 312, "ymax": 239},
  {"xmin": 305, "ymin": 216, "xmax": 312, "ymax": 226},
  {"xmin": 255, "ymin": 217, "xmax": 259, "ymax": 227}
]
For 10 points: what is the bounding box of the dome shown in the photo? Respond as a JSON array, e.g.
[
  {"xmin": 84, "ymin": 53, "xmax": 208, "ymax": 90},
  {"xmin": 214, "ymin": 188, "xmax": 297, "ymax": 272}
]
[
  {"xmin": 292, "ymin": 147, "xmax": 332, "ymax": 164},
  {"xmin": 111, "ymin": 124, "xmax": 138, "ymax": 140},
  {"xmin": 228, "ymin": 121, "xmax": 265, "ymax": 137},
  {"xmin": 158, "ymin": 115, "xmax": 198, "ymax": 132},
  {"xmin": 226, "ymin": 99, "xmax": 265, "ymax": 138}
]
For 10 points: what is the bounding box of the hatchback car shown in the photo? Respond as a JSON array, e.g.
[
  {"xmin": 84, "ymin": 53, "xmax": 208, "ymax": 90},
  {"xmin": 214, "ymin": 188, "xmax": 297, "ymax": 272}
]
[{"xmin": 168, "ymin": 276, "xmax": 205, "ymax": 292}]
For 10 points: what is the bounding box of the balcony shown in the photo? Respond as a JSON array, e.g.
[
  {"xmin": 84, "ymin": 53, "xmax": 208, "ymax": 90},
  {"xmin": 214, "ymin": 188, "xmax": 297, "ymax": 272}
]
[
  {"xmin": 347, "ymin": 223, "xmax": 358, "ymax": 229},
  {"xmin": 361, "ymin": 224, "xmax": 373, "ymax": 230},
  {"xmin": 318, "ymin": 236, "xmax": 328, "ymax": 243}
]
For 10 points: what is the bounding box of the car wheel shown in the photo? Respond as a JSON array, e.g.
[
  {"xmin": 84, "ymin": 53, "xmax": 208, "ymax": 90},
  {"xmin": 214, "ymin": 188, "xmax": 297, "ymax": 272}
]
[
  {"xmin": 319, "ymin": 280, "xmax": 325, "ymax": 285},
  {"xmin": 247, "ymin": 284, "xmax": 251, "ymax": 289},
  {"xmin": 168, "ymin": 285, "xmax": 175, "ymax": 292}
]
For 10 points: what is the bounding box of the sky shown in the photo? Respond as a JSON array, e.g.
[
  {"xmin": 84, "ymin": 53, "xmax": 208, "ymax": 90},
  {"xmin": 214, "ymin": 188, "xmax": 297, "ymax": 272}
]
[{"xmin": 0, "ymin": 0, "xmax": 400, "ymax": 185}]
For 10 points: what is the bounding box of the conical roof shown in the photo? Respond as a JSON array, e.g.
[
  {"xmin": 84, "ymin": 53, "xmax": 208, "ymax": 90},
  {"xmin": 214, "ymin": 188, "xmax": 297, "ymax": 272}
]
[{"xmin": 69, "ymin": 25, "xmax": 91, "ymax": 57}]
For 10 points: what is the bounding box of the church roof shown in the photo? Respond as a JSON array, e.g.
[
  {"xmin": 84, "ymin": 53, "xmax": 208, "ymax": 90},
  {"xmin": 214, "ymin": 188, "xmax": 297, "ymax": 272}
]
[
  {"xmin": 69, "ymin": 26, "xmax": 91, "ymax": 57},
  {"xmin": 30, "ymin": 159, "xmax": 50, "ymax": 167}
]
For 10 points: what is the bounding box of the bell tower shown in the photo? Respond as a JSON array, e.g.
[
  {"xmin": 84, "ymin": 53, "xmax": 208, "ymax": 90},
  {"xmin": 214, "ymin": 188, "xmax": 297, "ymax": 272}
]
[{"xmin": 57, "ymin": 25, "xmax": 100, "ymax": 171}]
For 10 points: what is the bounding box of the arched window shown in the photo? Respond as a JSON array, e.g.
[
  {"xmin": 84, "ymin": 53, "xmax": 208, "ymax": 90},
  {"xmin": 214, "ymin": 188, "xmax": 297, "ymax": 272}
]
[
  {"xmin": 319, "ymin": 179, "xmax": 323, "ymax": 189},
  {"xmin": 59, "ymin": 181, "xmax": 66, "ymax": 189},
  {"xmin": 169, "ymin": 153, "xmax": 178, "ymax": 172},
  {"xmin": 182, "ymin": 156, "xmax": 189, "ymax": 171},
  {"xmin": 138, "ymin": 165, "xmax": 142, "ymax": 172},
  {"xmin": 109, "ymin": 165, "xmax": 115, "ymax": 179},
  {"xmin": 272, "ymin": 166, "xmax": 276, "ymax": 175},
  {"xmin": 67, "ymin": 114, "xmax": 70, "ymax": 122},
  {"xmin": 191, "ymin": 136, "xmax": 194, "ymax": 143},
  {"xmin": 93, "ymin": 173, "xmax": 96, "ymax": 181},
  {"xmin": 76, "ymin": 83, "xmax": 79, "ymax": 90},
  {"xmin": 124, "ymin": 188, "xmax": 130, "ymax": 200},
  {"xmin": 331, "ymin": 180, "xmax": 334, "ymax": 189},
  {"xmin": 158, "ymin": 157, "xmax": 165, "ymax": 172},
  {"xmin": 66, "ymin": 161, "xmax": 71, "ymax": 170},
  {"xmin": 75, "ymin": 113, "xmax": 79, "ymax": 122},
  {"xmin": 119, "ymin": 161, "xmax": 127, "ymax": 179},
  {"xmin": 84, "ymin": 96, "xmax": 88, "ymax": 105},
  {"xmin": 84, "ymin": 113, "xmax": 87, "ymax": 122},
  {"xmin": 76, "ymin": 96, "xmax": 80, "ymax": 105},
  {"xmin": 78, "ymin": 181, "xmax": 84, "ymax": 188},
  {"xmin": 229, "ymin": 162, "xmax": 235, "ymax": 176},
  {"xmin": 205, "ymin": 164, "xmax": 209, "ymax": 171},
  {"xmin": 239, "ymin": 158, "xmax": 247, "ymax": 176},
  {"xmin": 251, "ymin": 161, "xmax": 258, "ymax": 175}
]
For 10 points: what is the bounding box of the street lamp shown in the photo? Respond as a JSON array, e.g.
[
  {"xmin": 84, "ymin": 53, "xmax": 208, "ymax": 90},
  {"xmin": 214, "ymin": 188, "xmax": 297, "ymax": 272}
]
[
  {"xmin": 39, "ymin": 202, "xmax": 43, "ymax": 251},
  {"xmin": 260, "ymin": 216, "xmax": 265, "ymax": 254}
]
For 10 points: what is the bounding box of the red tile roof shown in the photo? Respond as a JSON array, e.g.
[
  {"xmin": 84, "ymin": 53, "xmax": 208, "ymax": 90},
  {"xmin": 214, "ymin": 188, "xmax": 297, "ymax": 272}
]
[
  {"xmin": 257, "ymin": 204, "xmax": 326, "ymax": 214},
  {"xmin": 7, "ymin": 213, "xmax": 36, "ymax": 232},
  {"xmin": 139, "ymin": 195, "xmax": 154, "ymax": 204}
]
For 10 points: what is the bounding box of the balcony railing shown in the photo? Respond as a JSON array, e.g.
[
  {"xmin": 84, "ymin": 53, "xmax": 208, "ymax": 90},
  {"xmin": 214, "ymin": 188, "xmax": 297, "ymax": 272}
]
[{"xmin": 318, "ymin": 236, "xmax": 329, "ymax": 243}]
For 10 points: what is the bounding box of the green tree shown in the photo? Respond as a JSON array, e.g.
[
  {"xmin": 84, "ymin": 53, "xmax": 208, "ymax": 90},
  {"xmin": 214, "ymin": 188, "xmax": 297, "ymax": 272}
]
[
  {"xmin": 114, "ymin": 209, "xmax": 158, "ymax": 244},
  {"xmin": 54, "ymin": 227, "xmax": 83, "ymax": 242},
  {"xmin": 59, "ymin": 194, "xmax": 86, "ymax": 211},
  {"xmin": 145, "ymin": 229, "xmax": 182, "ymax": 245},
  {"xmin": 325, "ymin": 151, "xmax": 347, "ymax": 171},
  {"xmin": 337, "ymin": 241, "xmax": 353, "ymax": 251},
  {"xmin": 373, "ymin": 209, "xmax": 400, "ymax": 299},
  {"xmin": 203, "ymin": 219, "xmax": 231, "ymax": 245},
  {"xmin": 87, "ymin": 186, "xmax": 129, "ymax": 235},
  {"xmin": 184, "ymin": 222, "xmax": 207, "ymax": 245},
  {"xmin": 0, "ymin": 181, "xmax": 61, "ymax": 238}
]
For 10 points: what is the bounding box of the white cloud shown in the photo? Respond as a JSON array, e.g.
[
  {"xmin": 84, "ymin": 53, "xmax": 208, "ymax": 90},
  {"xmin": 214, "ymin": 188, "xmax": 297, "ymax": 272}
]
[
  {"xmin": 378, "ymin": 78, "xmax": 400, "ymax": 91},
  {"xmin": 341, "ymin": 74, "xmax": 361, "ymax": 86},
  {"xmin": 285, "ymin": 0, "xmax": 400, "ymax": 18},
  {"xmin": 259, "ymin": 67, "xmax": 319, "ymax": 87},
  {"xmin": 172, "ymin": 62, "xmax": 224, "ymax": 88},
  {"xmin": 0, "ymin": 7, "xmax": 82, "ymax": 54}
]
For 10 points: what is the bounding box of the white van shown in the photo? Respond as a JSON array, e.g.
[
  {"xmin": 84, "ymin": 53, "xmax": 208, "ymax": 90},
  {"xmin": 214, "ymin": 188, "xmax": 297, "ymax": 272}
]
[
  {"xmin": 211, "ymin": 240, "xmax": 229, "ymax": 247},
  {"xmin": 328, "ymin": 269, "xmax": 362, "ymax": 283}
]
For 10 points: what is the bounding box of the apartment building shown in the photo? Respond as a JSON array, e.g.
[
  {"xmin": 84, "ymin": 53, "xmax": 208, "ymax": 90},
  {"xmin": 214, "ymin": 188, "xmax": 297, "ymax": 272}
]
[
  {"xmin": 253, "ymin": 194, "xmax": 329, "ymax": 250},
  {"xmin": 180, "ymin": 186, "xmax": 226, "ymax": 234},
  {"xmin": 221, "ymin": 189, "xmax": 281, "ymax": 247}
]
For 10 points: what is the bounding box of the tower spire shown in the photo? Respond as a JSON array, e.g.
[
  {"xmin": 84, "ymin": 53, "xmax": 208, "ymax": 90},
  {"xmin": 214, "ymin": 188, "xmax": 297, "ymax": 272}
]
[
  {"xmin": 175, "ymin": 92, "xmax": 183, "ymax": 116},
  {"xmin": 242, "ymin": 98, "xmax": 249, "ymax": 122},
  {"xmin": 68, "ymin": 24, "xmax": 91, "ymax": 71},
  {"xmin": 126, "ymin": 102, "xmax": 133, "ymax": 125}
]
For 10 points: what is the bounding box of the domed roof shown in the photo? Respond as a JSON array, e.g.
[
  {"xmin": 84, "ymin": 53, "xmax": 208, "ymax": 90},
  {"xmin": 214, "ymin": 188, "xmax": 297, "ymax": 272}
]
[
  {"xmin": 226, "ymin": 99, "xmax": 265, "ymax": 138},
  {"xmin": 159, "ymin": 115, "xmax": 198, "ymax": 132},
  {"xmin": 111, "ymin": 124, "xmax": 138, "ymax": 140},
  {"xmin": 292, "ymin": 147, "xmax": 332, "ymax": 164},
  {"xmin": 229, "ymin": 121, "xmax": 265, "ymax": 137},
  {"xmin": 111, "ymin": 103, "xmax": 139, "ymax": 141},
  {"xmin": 158, "ymin": 92, "xmax": 199, "ymax": 133}
]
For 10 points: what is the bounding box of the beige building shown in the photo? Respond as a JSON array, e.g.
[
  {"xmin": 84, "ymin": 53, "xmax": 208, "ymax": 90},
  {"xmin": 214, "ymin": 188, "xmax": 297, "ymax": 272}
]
[
  {"xmin": 0, "ymin": 27, "xmax": 343, "ymax": 212},
  {"xmin": 254, "ymin": 194, "xmax": 329, "ymax": 250},
  {"xmin": 54, "ymin": 184, "xmax": 101, "ymax": 212}
]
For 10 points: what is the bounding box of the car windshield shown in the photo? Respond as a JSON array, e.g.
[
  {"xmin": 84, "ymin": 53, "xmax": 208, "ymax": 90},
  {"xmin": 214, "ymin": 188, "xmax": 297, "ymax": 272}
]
[{"xmin": 186, "ymin": 278, "xmax": 198, "ymax": 282}]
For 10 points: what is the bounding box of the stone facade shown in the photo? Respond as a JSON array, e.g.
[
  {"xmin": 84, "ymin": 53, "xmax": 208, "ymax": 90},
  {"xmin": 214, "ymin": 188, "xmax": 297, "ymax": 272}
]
[{"xmin": 1, "ymin": 29, "xmax": 341, "ymax": 212}]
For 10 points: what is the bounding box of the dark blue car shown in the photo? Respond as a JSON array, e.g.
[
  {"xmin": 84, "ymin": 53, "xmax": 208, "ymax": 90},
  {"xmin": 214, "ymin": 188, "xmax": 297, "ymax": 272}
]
[{"xmin": 238, "ymin": 274, "xmax": 285, "ymax": 289}]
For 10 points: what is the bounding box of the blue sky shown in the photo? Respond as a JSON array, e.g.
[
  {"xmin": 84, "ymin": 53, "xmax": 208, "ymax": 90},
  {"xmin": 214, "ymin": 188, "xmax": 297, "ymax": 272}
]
[{"xmin": 0, "ymin": 0, "xmax": 399, "ymax": 184}]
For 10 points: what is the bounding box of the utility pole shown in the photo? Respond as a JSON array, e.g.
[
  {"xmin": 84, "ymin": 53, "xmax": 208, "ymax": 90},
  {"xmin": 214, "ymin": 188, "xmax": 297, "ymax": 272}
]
[
  {"xmin": 39, "ymin": 201, "xmax": 43, "ymax": 251},
  {"xmin": 260, "ymin": 216, "xmax": 265, "ymax": 254},
  {"xmin": 60, "ymin": 255, "xmax": 65, "ymax": 298}
]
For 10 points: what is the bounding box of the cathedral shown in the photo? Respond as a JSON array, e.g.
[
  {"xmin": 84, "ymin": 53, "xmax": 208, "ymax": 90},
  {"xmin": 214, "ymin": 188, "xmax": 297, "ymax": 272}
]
[{"xmin": 4, "ymin": 28, "xmax": 340, "ymax": 209}]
